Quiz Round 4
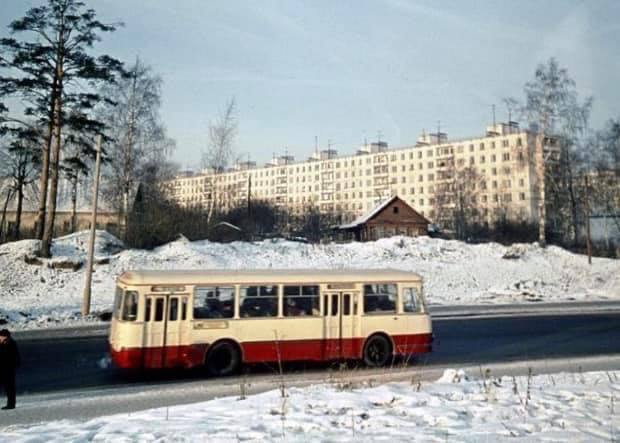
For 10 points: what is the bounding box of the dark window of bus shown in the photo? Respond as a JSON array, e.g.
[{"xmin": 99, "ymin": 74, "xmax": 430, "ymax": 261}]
[
  {"xmin": 363, "ymin": 284, "xmax": 397, "ymax": 314},
  {"xmin": 121, "ymin": 291, "xmax": 139, "ymax": 321},
  {"xmin": 194, "ymin": 287, "xmax": 235, "ymax": 319},
  {"xmin": 145, "ymin": 298, "xmax": 152, "ymax": 322},
  {"xmin": 403, "ymin": 287, "xmax": 422, "ymax": 313},
  {"xmin": 114, "ymin": 287, "xmax": 123, "ymax": 319},
  {"xmin": 343, "ymin": 294, "xmax": 351, "ymax": 315},
  {"xmin": 240, "ymin": 285, "xmax": 278, "ymax": 317},
  {"xmin": 331, "ymin": 295, "xmax": 339, "ymax": 316},
  {"xmin": 169, "ymin": 298, "xmax": 179, "ymax": 321},
  {"xmin": 283, "ymin": 285, "xmax": 319, "ymax": 317},
  {"xmin": 155, "ymin": 298, "xmax": 164, "ymax": 321}
]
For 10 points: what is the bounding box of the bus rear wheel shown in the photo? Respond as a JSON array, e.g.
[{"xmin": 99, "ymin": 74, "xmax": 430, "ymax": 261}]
[
  {"xmin": 363, "ymin": 335, "xmax": 392, "ymax": 367},
  {"xmin": 206, "ymin": 341, "xmax": 241, "ymax": 376}
]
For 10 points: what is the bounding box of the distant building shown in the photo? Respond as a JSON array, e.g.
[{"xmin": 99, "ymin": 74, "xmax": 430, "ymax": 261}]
[
  {"xmin": 338, "ymin": 196, "xmax": 429, "ymax": 241},
  {"xmin": 164, "ymin": 121, "xmax": 558, "ymax": 229}
]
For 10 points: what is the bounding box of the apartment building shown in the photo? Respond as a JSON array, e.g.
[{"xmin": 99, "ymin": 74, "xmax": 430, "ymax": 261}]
[{"xmin": 165, "ymin": 122, "xmax": 556, "ymax": 227}]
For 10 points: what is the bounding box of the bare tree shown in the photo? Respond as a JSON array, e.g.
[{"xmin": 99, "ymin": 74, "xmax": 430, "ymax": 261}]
[
  {"xmin": 98, "ymin": 57, "xmax": 175, "ymax": 240},
  {"xmin": 202, "ymin": 98, "xmax": 238, "ymax": 223},
  {"xmin": 509, "ymin": 58, "xmax": 587, "ymax": 246}
]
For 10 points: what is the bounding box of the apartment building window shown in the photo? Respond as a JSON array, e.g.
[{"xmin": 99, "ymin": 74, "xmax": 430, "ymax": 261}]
[
  {"xmin": 419, "ymin": 163, "xmax": 423, "ymax": 170},
  {"xmin": 419, "ymin": 198, "xmax": 424, "ymax": 205},
  {"xmin": 401, "ymin": 153, "xmax": 405, "ymax": 160},
  {"xmin": 480, "ymin": 155, "xmax": 486, "ymax": 163},
  {"xmin": 401, "ymin": 165, "xmax": 406, "ymax": 172},
  {"xmin": 457, "ymin": 159, "xmax": 465, "ymax": 167},
  {"xmin": 491, "ymin": 154, "xmax": 497, "ymax": 162},
  {"xmin": 502, "ymin": 139, "xmax": 509, "ymax": 148},
  {"xmin": 519, "ymin": 192, "xmax": 526, "ymax": 201},
  {"xmin": 401, "ymin": 177, "xmax": 406, "ymax": 183},
  {"xmin": 518, "ymin": 151, "xmax": 525, "ymax": 161},
  {"xmin": 503, "ymin": 167, "xmax": 511, "ymax": 175},
  {"xmin": 428, "ymin": 173, "xmax": 434, "ymax": 181},
  {"xmin": 492, "ymin": 168, "xmax": 497, "ymax": 175},
  {"xmin": 366, "ymin": 169, "xmax": 371, "ymax": 175},
  {"xmin": 391, "ymin": 155, "xmax": 397, "ymax": 161},
  {"xmin": 481, "ymin": 143, "xmax": 486, "ymax": 150},
  {"xmin": 457, "ymin": 145, "xmax": 464, "ymax": 153},
  {"xmin": 492, "ymin": 180, "xmax": 497, "ymax": 188},
  {"xmin": 493, "ymin": 194, "xmax": 498, "ymax": 202},
  {"xmin": 409, "ymin": 164, "xmax": 414, "ymax": 171},
  {"xmin": 504, "ymin": 180, "xmax": 511, "ymax": 188},
  {"xmin": 519, "ymin": 178, "xmax": 525, "ymax": 187},
  {"xmin": 419, "ymin": 187, "xmax": 424, "ymax": 194},
  {"xmin": 516, "ymin": 137, "xmax": 522, "ymax": 147},
  {"xmin": 410, "ymin": 188, "xmax": 415, "ymax": 194},
  {"xmin": 504, "ymin": 193, "xmax": 512, "ymax": 203},
  {"xmin": 418, "ymin": 175, "xmax": 423, "ymax": 182},
  {"xmin": 482, "ymin": 195, "xmax": 488, "ymax": 203},
  {"xmin": 481, "ymin": 181, "xmax": 487, "ymax": 190},
  {"xmin": 409, "ymin": 152, "xmax": 414, "ymax": 159},
  {"xmin": 469, "ymin": 157, "xmax": 475, "ymax": 165},
  {"xmin": 392, "ymin": 166, "xmax": 397, "ymax": 173},
  {"xmin": 469, "ymin": 144, "xmax": 474, "ymax": 152},
  {"xmin": 428, "ymin": 161, "xmax": 434, "ymax": 168},
  {"xmin": 502, "ymin": 153, "xmax": 510, "ymax": 161}
]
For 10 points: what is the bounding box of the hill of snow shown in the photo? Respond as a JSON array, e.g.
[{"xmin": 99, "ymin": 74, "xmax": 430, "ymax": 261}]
[{"xmin": 0, "ymin": 231, "xmax": 618, "ymax": 329}]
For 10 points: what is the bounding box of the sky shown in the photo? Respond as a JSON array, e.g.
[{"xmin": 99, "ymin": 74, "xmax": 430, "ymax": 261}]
[{"xmin": 1, "ymin": 0, "xmax": 619, "ymax": 169}]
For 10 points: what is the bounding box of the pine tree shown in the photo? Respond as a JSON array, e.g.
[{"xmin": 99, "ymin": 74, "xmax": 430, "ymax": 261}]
[{"xmin": 0, "ymin": 0, "xmax": 124, "ymax": 256}]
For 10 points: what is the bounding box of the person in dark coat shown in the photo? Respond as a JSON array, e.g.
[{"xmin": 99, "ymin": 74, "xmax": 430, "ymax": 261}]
[{"xmin": 0, "ymin": 329, "xmax": 20, "ymax": 410}]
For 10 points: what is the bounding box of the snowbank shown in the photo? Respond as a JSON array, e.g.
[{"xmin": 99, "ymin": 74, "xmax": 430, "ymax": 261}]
[
  {"xmin": 0, "ymin": 369, "xmax": 617, "ymax": 441},
  {"xmin": 0, "ymin": 231, "xmax": 618, "ymax": 329}
]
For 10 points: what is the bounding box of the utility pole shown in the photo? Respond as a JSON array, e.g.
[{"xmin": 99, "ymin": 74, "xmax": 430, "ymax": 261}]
[{"xmin": 82, "ymin": 135, "xmax": 102, "ymax": 317}]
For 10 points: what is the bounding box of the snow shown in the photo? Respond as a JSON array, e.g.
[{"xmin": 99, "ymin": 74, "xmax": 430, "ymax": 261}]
[
  {"xmin": 1, "ymin": 369, "xmax": 618, "ymax": 441},
  {"xmin": 0, "ymin": 231, "xmax": 618, "ymax": 329}
]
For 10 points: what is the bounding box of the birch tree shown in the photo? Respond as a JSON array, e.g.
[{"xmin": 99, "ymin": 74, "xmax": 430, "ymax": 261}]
[{"xmin": 98, "ymin": 57, "xmax": 173, "ymax": 239}]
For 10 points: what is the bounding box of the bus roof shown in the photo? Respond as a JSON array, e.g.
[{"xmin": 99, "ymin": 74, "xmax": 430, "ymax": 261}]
[{"xmin": 118, "ymin": 269, "xmax": 422, "ymax": 286}]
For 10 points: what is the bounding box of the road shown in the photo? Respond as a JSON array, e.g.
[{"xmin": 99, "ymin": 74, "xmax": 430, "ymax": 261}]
[{"xmin": 15, "ymin": 312, "xmax": 620, "ymax": 395}]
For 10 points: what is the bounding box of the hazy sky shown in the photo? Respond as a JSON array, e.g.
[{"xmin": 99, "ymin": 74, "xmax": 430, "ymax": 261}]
[{"xmin": 2, "ymin": 0, "xmax": 619, "ymax": 169}]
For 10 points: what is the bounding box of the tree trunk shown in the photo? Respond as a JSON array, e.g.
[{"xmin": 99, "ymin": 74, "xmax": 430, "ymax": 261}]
[
  {"xmin": 70, "ymin": 172, "xmax": 78, "ymax": 233},
  {"xmin": 536, "ymin": 132, "xmax": 547, "ymax": 247},
  {"xmin": 41, "ymin": 79, "xmax": 63, "ymax": 257},
  {"xmin": 0, "ymin": 189, "xmax": 14, "ymax": 242},
  {"xmin": 35, "ymin": 120, "xmax": 54, "ymax": 240},
  {"xmin": 14, "ymin": 177, "xmax": 24, "ymax": 240}
]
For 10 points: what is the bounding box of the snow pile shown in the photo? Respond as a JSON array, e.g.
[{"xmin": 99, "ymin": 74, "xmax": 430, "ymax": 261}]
[
  {"xmin": 1, "ymin": 370, "xmax": 618, "ymax": 441},
  {"xmin": 0, "ymin": 232, "xmax": 619, "ymax": 329}
]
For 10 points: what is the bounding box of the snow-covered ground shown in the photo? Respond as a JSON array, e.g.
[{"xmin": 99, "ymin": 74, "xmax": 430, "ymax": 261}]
[
  {"xmin": 0, "ymin": 231, "xmax": 618, "ymax": 329},
  {"xmin": 1, "ymin": 369, "xmax": 617, "ymax": 442}
]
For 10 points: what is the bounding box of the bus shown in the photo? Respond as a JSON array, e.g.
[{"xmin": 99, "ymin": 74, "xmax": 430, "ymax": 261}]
[{"xmin": 109, "ymin": 269, "xmax": 432, "ymax": 375}]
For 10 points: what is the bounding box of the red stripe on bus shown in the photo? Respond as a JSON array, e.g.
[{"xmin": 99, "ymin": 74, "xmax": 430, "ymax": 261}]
[{"xmin": 109, "ymin": 333, "xmax": 432, "ymax": 369}]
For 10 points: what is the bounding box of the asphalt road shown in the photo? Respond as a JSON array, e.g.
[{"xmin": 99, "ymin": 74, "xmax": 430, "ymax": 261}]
[{"xmin": 14, "ymin": 312, "xmax": 620, "ymax": 395}]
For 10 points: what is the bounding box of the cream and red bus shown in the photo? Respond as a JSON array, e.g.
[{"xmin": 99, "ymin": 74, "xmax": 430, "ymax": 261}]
[{"xmin": 109, "ymin": 269, "xmax": 432, "ymax": 375}]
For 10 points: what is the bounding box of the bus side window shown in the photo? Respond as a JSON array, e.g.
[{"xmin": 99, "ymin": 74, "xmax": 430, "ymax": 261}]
[
  {"xmin": 155, "ymin": 298, "xmax": 164, "ymax": 322},
  {"xmin": 331, "ymin": 295, "xmax": 338, "ymax": 316},
  {"xmin": 122, "ymin": 291, "xmax": 139, "ymax": 321},
  {"xmin": 343, "ymin": 294, "xmax": 351, "ymax": 316},
  {"xmin": 403, "ymin": 287, "xmax": 421, "ymax": 313},
  {"xmin": 181, "ymin": 298, "xmax": 187, "ymax": 320}
]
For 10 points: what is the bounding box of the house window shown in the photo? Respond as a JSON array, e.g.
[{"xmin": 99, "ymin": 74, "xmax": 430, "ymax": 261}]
[{"xmin": 393, "ymin": 206, "xmax": 399, "ymax": 214}]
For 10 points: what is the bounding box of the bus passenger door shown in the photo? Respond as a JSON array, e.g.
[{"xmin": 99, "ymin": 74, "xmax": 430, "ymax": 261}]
[
  {"xmin": 143, "ymin": 295, "xmax": 166, "ymax": 368},
  {"xmin": 323, "ymin": 293, "xmax": 339, "ymax": 359},
  {"xmin": 340, "ymin": 292, "xmax": 355, "ymax": 358},
  {"xmin": 163, "ymin": 295, "xmax": 189, "ymax": 367}
]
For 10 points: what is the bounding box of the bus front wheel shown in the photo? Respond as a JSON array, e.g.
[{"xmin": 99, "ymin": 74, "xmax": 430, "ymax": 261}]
[
  {"xmin": 206, "ymin": 341, "xmax": 241, "ymax": 376},
  {"xmin": 363, "ymin": 335, "xmax": 392, "ymax": 367}
]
